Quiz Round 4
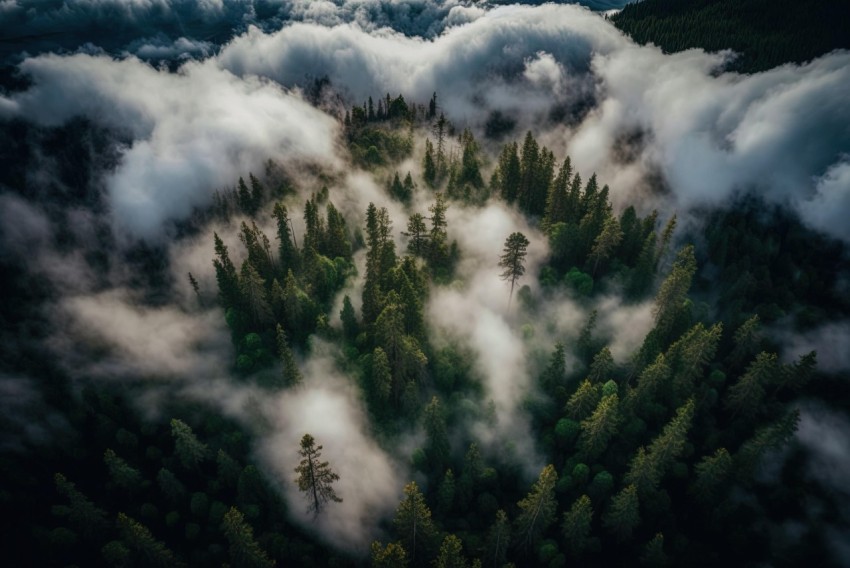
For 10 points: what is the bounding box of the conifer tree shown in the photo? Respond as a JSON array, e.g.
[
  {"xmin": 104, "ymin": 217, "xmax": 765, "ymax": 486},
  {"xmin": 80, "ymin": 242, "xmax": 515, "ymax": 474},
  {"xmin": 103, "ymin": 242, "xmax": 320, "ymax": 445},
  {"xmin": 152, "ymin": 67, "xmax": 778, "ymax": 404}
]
[
  {"xmin": 604, "ymin": 484, "xmax": 640, "ymax": 540},
  {"xmin": 692, "ymin": 447, "xmax": 733, "ymax": 503},
  {"xmin": 239, "ymin": 261, "xmax": 272, "ymax": 327},
  {"xmin": 543, "ymin": 156, "xmax": 573, "ymax": 228},
  {"xmin": 566, "ymin": 379, "xmax": 601, "ymax": 421},
  {"xmin": 221, "ymin": 507, "xmax": 275, "ymax": 568},
  {"xmin": 515, "ymin": 464, "xmax": 558, "ymax": 549},
  {"xmin": 294, "ymin": 434, "xmax": 342, "ymax": 515},
  {"xmin": 486, "ymin": 509, "xmax": 511, "ymax": 567},
  {"xmin": 272, "ymin": 202, "xmax": 299, "ymax": 272},
  {"xmin": 213, "ymin": 233, "xmax": 240, "ymax": 308},
  {"xmin": 104, "ymin": 449, "xmax": 142, "ymax": 492},
  {"xmin": 403, "ymin": 213, "xmax": 430, "ymax": 257},
  {"xmin": 170, "ymin": 419, "xmax": 209, "ymax": 470},
  {"xmin": 325, "ymin": 202, "xmax": 352, "ymax": 260},
  {"xmin": 423, "ymin": 139, "xmax": 437, "ymax": 188},
  {"xmin": 371, "ymin": 347, "xmax": 392, "ymax": 404},
  {"xmin": 578, "ymin": 394, "xmax": 621, "ymax": 460},
  {"xmin": 276, "ymin": 325, "xmax": 302, "ymax": 387},
  {"xmin": 435, "ymin": 534, "xmax": 468, "ymax": 568},
  {"xmin": 371, "ymin": 541, "xmax": 409, "ymax": 568},
  {"xmin": 394, "ymin": 481, "xmax": 437, "ymax": 564},
  {"xmin": 562, "ymin": 494, "xmax": 593, "ymax": 557},
  {"xmin": 641, "ymin": 533, "xmax": 668, "ymax": 568},
  {"xmin": 424, "ymin": 396, "xmax": 451, "ymax": 472},
  {"xmin": 589, "ymin": 215, "xmax": 623, "ymax": 275},
  {"xmin": 117, "ymin": 513, "xmax": 181, "ymax": 567},
  {"xmin": 53, "ymin": 473, "xmax": 109, "ymax": 539},
  {"xmin": 498, "ymin": 232, "xmax": 530, "ymax": 307},
  {"xmin": 340, "ymin": 295, "xmax": 359, "ymax": 341},
  {"xmin": 726, "ymin": 352, "xmax": 773, "ymax": 420}
]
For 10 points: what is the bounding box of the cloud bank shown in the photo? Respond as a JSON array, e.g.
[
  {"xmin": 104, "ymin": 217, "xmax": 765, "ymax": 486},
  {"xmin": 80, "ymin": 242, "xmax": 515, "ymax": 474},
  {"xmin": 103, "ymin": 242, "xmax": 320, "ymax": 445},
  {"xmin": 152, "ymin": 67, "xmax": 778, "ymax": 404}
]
[{"xmin": 2, "ymin": 54, "xmax": 339, "ymax": 239}]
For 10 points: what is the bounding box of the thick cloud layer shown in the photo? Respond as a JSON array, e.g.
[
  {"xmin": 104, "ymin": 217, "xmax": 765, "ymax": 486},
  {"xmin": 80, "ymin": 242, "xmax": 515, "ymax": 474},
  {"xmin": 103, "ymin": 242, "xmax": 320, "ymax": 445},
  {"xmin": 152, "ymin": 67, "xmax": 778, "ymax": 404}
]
[
  {"xmin": 2, "ymin": 54, "xmax": 339, "ymax": 239},
  {"xmin": 213, "ymin": 4, "xmax": 850, "ymax": 241}
]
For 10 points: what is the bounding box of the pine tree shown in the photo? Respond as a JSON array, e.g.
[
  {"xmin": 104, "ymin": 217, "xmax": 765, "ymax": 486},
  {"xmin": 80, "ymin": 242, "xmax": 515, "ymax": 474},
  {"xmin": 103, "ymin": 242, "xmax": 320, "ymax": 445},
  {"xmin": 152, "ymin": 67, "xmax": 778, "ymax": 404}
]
[
  {"xmin": 187, "ymin": 272, "xmax": 200, "ymax": 300},
  {"xmin": 435, "ymin": 534, "xmax": 468, "ymax": 568},
  {"xmin": 578, "ymin": 394, "xmax": 621, "ymax": 460},
  {"xmin": 221, "ymin": 507, "xmax": 275, "ymax": 568},
  {"xmin": 213, "ymin": 233, "xmax": 240, "ymax": 309},
  {"xmin": 498, "ymin": 232, "xmax": 530, "ymax": 307},
  {"xmin": 104, "ymin": 449, "xmax": 142, "ymax": 492},
  {"xmin": 428, "ymin": 192, "xmax": 450, "ymax": 271},
  {"xmin": 540, "ymin": 342, "xmax": 567, "ymax": 396},
  {"xmin": 272, "ymin": 202, "xmax": 299, "ymax": 272},
  {"xmin": 604, "ymin": 484, "xmax": 640, "ymax": 540},
  {"xmin": 170, "ymin": 418, "xmax": 209, "ymax": 470},
  {"xmin": 394, "ymin": 481, "xmax": 437, "ymax": 564},
  {"xmin": 725, "ymin": 352, "xmax": 773, "ymax": 420},
  {"xmin": 641, "ymin": 533, "xmax": 668, "ymax": 568},
  {"xmin": 403, "ymin": 213, "xmax": 430, "ymax": 257},
  {"xmin": 562, "ymin": 494, "xmax": 593, "ymax": 557},
  {"xmin": 515, "ymin": 464, "xmax": 558, "ymax": 549},
  {"xmin": 588, "ymin": 215, "xmax": 623, "ymax": 275},
  {"xmin": 423, "ymin": 139, "xmax": 437, "ymax": 188},
  {"xmin": 437, "ymin": 469, "xmax": 456, "ymax": 515},
  {"xmin": 496, "ymin": 141, "xmax": 521, "ymax": 203},
  {"xmin": 276, "ymin": 325, "xmax": 302, "ymax": 387},
  {"xmin": 587, "ymin": 347, "xmax": 615, "ymax": 384},
  {"xmin": 566, "ymin": 379, "xmax": 601, "ymax": 421},
  {"xmin": 543, "ymin": 156, "xmax": 572, "ymax": 228},
  {"xmin": 249, "ymin": 173, "xmax": 264, "ymax": 213},
  {"xmin": 294, "ymin": 434, "xmax": 342, "ymax": 516},
  {"xmin": 239, "ymin": 261, "xmax": 272, "ymax": 327},
  {"xmin": 116, "ymin": 513, "xmax": 181, "ymax": 567},
  {"xmin": 325, "ymin": 202, "xmax": 352, "ymax": 260},
  {"xmin": 424, "ymin": 396, "xmax": 451, "ymax": 473},
  {"xmin": 736, "ymin": 410, "xmax": 799, "ymax": 477},
  {"xmin": 371, "ymin": 541, "xmax": 409, "ymax": 568},
  {"xmin": 340, "ymin": 295, "xmax": 359, "ymax": 341},
  {"xmin": 486, "ymin": 509, "xmax": 511, "ymax": 567},
  {"xmin": 53, "ymin": 473, "xmax": 109, "ymax": 539},
  {"xmin": 692, "ymin": 447, "xmax": 732, "ymax": 503},
  {"xmin": 371, "ymin": 347, "xmax": 392, "ymax": 404}
]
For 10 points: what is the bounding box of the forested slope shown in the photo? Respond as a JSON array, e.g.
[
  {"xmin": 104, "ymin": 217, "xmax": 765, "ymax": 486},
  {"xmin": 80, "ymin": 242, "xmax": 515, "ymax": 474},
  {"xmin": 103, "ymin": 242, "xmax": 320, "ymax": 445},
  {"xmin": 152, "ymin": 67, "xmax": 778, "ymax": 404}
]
[{"xmin": 610, "ymin": 0, "xmax": 850, "ymax": 73}]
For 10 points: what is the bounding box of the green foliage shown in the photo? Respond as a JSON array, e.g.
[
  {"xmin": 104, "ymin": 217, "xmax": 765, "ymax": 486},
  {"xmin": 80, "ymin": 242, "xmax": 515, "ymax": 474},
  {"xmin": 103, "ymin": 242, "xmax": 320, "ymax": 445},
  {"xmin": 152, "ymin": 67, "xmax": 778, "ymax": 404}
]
[
  {"xmin": 562, "ymin": 495, "xmax": 593, "ymax": 557},
  {"xmin": 435, "ymin": 534, "xmax": 468, "ymax": 568},
  {"xmin": 294, "ymin": 434, "xmax": 342, "ymax": 515},
  {"xmin": 117, "ymin": 513, "xmax": 182, "ymax": 567},
  {"xmin": 371, "ymin": 541, "xmax": 409, "ymax": 568},
  {"xmin": 604, "ymin": 485, "xmax": 640, "ymax": 541},
  {"xmin": 611, "ymin": 0, "xmax": 850, "ymax": 73},
  {"xmin": 515, "ymin": 464, "xmax": 558, "ymax": 549},
  {"xmin": 221, "ymin": 507, "xmax": 275, "ymax": 568},
  {"xmin": 394, "ymin": 481, "xmax": 437, "ymax": 565}
]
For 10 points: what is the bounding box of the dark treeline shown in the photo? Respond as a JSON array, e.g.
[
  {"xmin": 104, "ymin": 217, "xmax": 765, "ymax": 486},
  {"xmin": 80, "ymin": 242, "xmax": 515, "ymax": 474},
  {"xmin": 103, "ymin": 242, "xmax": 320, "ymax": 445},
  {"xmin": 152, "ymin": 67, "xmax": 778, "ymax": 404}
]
[
  {"xmin": 2, "ymin": 90, "xmax": 849, "ymax": 567},
  {"xmin": 610, "ymin": 0, "xmax": 850, "ymax": 73}
]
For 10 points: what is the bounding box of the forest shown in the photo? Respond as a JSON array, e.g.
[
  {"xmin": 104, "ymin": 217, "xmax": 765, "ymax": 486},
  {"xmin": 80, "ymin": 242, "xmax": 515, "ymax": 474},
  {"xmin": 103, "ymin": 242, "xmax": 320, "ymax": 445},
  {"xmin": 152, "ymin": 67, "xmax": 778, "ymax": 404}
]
[
  {"xmin": 610, "ymin": 0, "xmax": 850, "ymax": 73},
  {"xmin": 1, "ymin": 2, "xmax": 849, "ymax": 567}
]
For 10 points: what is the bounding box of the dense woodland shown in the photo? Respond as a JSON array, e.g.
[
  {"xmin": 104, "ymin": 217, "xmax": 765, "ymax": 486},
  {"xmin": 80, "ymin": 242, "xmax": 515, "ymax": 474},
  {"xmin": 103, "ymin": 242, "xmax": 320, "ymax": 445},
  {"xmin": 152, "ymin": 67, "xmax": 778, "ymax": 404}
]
[
  {"xmin": 610, "ymin": 0, "xmax": 850, "ymax": 73},
  {"xmin": 1, "ymin": 78, "xmax": 849, "ymax": 568}
]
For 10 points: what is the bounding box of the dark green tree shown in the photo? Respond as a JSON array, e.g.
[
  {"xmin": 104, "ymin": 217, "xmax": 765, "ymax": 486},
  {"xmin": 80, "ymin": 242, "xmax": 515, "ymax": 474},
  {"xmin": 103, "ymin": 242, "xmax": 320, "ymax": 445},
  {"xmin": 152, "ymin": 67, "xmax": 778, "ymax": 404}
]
[
  {"xmin": 221, "ymin": 507, "xmax": 275, "ymax": 568},
  {"xmin": 562, "ymin": 494, "xmax": 593, "ymax": 557},
  {"xmin": 394, "ymin": 481, "xmax": 437, "ymax": 565},
  {"xmin": 515, "ymin": 464, "xmax": 558, "ymax": 549},
  {"xmin": 294, "ymin": 434, "xmax": 342, "ymax": 515},
  {"xmin": 604, "ymin": 484, "xmax": 640, "ymax": 540},
  {"xmin": 498, "ymin": 232, "xmax": 530, "ymax": 307}
]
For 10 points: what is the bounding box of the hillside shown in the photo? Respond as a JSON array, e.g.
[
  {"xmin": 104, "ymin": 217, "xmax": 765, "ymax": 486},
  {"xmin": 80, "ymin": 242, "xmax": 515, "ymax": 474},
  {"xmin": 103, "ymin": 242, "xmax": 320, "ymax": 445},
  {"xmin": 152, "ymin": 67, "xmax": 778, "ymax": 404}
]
[{"xmin": 611, "ymin": 0, "xmax": 850, "ymax": 73}]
